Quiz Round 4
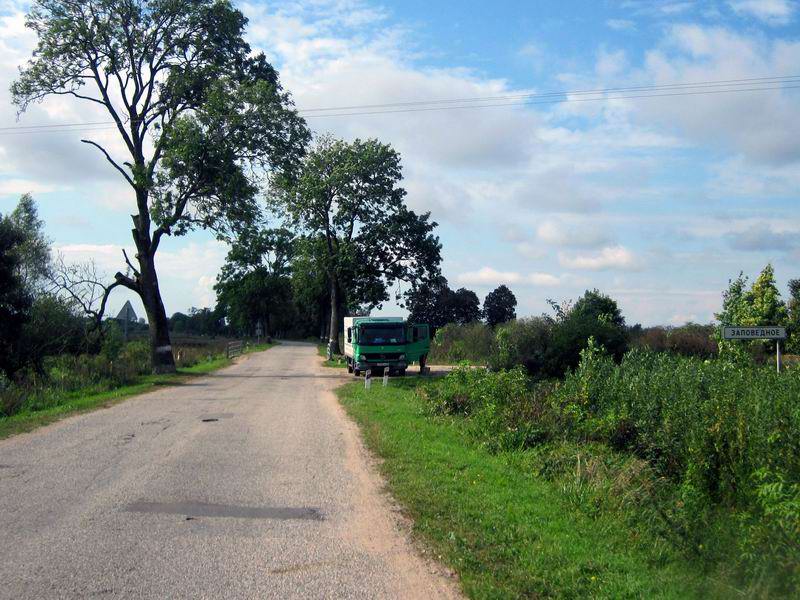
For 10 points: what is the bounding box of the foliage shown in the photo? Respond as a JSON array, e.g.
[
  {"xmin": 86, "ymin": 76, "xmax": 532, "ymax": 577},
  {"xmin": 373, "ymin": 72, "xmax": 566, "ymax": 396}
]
[
  {"xmin": 428, "ymin": 322, "xmax": 495, "ymax": 364},
  {"xmin": 631, "ymin": 324, "xmax": 717, "ymax": 358},
  {"xmin": 715, "ymin": 265, "xmax": 789, "ymax": 360},
  {"xmin": 421, "ymin": 348, "xmax": 800, "ymax": 594},
  {"xmin": 214, "ymin": 227, "xmax": 296, "ymax": 336},
  {"xmin": 0, "ymin": 217, "xmax": 33, "ymax": 379},
  {"xmin": 168, "ymin": 307, "xmax": 227, "ymax": 337},
  {"xmin": 12, "ymin": 0, "xmax": 309, "ymax": 372},
  {"xmin": 489, "ymin": 317, "xmax": 553, "ymax": 375},
  {"xmin": 0, "ymin": 338, "xmax": 233, "ymax": 419},
  {"xmin": 406, "ymin": 276, "xmax": 481, "ymax": 334},
  {"xmin": 787, "ymin": 279, "xmax": 800, "ymax": 354},
  {"xmin": 5, "ymin": 194, "xmax": 51, "ymax": 290},
  {"xmin": 17, "ymin": 294, "xmax": 88, "ymax": 372},
  {"xmin": 545, "ymin": 290, "xmax": 628, "ymax": 376},
  {"xmin": 274, "ymin": 136, "xmax": 441, "ymax": 351},
  {"xmin": 341, "ymin": 381, "xmax": 713, "ymax": 598},
  {"xmin": 483, "ymin": 284, "xmax": 517, "ymax": 327}
]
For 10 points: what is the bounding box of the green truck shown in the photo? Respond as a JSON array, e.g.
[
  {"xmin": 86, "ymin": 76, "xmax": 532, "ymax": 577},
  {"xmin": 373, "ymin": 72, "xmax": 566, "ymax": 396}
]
[{"xmin": 343, "ymin": 316, "xmax": 430, "ymax": 376}]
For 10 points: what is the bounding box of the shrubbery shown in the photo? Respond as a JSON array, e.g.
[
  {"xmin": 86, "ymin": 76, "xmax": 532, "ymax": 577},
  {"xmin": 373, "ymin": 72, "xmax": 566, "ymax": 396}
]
[
  {"xmin": 0, "ymin": 338, "xmax": 229, "ymax": 418},
  {"xmin": 421, "ymin": 346, "xmax": 800, "ymax": 594},
  {"xmin": 428, "ymin": 322, "xmax": 495, "ymax": 364}
]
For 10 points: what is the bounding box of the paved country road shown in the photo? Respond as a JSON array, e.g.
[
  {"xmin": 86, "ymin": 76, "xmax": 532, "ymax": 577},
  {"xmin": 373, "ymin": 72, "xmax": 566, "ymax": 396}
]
[{"xmin": 0, "ymin": 342, "xmax": 460, "ymax": 599}]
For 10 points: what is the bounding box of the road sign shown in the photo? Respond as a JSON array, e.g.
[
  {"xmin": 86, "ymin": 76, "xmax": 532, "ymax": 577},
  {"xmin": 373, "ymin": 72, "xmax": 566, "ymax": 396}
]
[{"xmin": 722, "ymin": 326, "xmax": 786, "ymax": 340}]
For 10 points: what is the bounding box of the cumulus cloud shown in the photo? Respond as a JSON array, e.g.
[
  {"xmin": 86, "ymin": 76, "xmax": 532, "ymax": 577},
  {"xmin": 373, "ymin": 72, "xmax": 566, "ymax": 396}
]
[
  {"xmin": 635, "ymin": 25, "xmax": 800, "ymax": 165},
  {"xmin": 558, "ymin": 246, "xmax": 642, "ymax": 271},
  {"xmin": 729, "ymin": 0, "xmax": 796, "ymax": 25}
]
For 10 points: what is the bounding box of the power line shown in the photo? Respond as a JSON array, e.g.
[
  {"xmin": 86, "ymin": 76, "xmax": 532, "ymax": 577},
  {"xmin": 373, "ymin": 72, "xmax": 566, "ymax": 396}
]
[
  {"xmin": 0, "ymin": 75, "xmax": 798, "ymax": 135},
  {"xmin": 305, "ymin": 83, "xmax": 800, "ymax": 118},
  {"xmin": 299, "ymin": 74, "xmax": 800, "ymax": 112}
]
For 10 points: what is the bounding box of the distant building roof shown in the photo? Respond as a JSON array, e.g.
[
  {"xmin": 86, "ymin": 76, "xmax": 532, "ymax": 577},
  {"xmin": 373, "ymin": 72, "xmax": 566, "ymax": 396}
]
[{"xmin": 116, "ymin": 301, "xmax": 138, "ymax": 322}]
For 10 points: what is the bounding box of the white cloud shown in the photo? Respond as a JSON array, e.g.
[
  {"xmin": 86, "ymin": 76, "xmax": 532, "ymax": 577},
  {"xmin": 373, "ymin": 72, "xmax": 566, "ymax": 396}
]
[
  {"xmin": 456, "ymin": 267, "xmax": 561, "ymax": 287},
  {"xmin": 0, "ymin": 178, "xmax": 63, "ymax": 196},
  {"xmin": 729, "ymin": 0, "xmax": 796, "ymax": 25},
  {"xmin": 535, "ymin": 219, "xmax": 614, "ymax": 248},
  {"xmin": 558, "ymin": 246, "xmax": 642, "ymax": 271},
  {"xmin": 606, "ymin": 19, "xmax": 636, "ymax": 31},
  {"xmin": 636, "ymin": 25, "xmax": 800, "ymax": 165}
]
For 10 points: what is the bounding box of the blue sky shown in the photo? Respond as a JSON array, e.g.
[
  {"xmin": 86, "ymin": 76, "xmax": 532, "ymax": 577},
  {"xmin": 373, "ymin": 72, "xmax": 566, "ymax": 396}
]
[{"xmin": 1, "ymin": 0, "xmax": 799, "ymax": 325}]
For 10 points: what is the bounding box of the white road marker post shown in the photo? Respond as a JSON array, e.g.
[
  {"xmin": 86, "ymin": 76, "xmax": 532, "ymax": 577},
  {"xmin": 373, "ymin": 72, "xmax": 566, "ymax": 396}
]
[
  {"xmin": 777, "ymin": 340, "xmax": 782, "ymax": 374},
  {"xmin": 365, "ymin": 369, "xmax": 372, "ymax": 390},
  {"xmin": 383, "ymin": 369, "xmax": 389, "ymax": 387}
]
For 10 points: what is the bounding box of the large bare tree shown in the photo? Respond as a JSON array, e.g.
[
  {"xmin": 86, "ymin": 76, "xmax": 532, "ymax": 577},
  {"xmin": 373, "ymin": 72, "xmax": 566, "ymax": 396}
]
[{"xmin": 12, "ymin": 0, "xmax": 309, "ymax": 372}]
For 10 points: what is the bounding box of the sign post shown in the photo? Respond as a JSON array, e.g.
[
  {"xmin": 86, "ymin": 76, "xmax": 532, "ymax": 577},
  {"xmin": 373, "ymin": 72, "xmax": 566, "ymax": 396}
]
[
  {"xmin": 722, "ymin": 326, "xmax": 787, "ymax": 373},
  {"xmin": 365, "ymin": 369, "xmax": 372, "ymax": 390}
]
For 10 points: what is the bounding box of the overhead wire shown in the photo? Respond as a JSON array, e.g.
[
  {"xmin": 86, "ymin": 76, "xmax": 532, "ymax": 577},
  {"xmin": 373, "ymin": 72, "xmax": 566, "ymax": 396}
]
[{"xmin": 0, "ymin": 75, "xmax": 798, "ymax": 135}]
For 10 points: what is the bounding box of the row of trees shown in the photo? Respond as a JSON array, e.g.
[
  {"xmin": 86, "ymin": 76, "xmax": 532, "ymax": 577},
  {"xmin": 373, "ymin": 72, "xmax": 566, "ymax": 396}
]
[{"xmin": 11, "ymin": 0, "xmax": 447, "ymax": 368}]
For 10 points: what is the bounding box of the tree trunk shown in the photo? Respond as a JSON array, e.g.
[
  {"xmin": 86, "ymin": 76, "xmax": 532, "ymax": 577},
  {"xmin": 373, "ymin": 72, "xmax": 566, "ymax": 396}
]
[
  {"xmin": 138, "ymin": 251, "xmax": 176, "ymax": 374},
  {"xmin": 328, "ymin": 276, "xmax": 340, "ymax": 355}
]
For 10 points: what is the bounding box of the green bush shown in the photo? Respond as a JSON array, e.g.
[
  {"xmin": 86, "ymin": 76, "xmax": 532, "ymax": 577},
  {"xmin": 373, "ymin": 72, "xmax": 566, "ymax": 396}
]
[
  {"xmin": 421, "ymin": 345, "xmax": 800, "ymax": 593},
  {"xmin": 489, "ymin": 317, "xmax": 552, "ymax": 374},
  {"xmin": 428, "ymin": 322, "xmax": 495, "ymax": 364}
]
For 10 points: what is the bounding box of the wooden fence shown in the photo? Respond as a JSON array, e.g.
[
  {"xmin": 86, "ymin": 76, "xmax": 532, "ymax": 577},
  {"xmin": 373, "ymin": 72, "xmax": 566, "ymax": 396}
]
[{"xmin": 226, "ymin": 340, "xmax": 244, "ymax": 358}]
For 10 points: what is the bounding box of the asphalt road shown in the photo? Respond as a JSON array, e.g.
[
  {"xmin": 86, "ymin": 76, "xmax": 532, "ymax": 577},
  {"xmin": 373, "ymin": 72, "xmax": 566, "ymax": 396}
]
[{"xmin": 0, "ymin": 342, "xmax": 459, "ymax": 599}]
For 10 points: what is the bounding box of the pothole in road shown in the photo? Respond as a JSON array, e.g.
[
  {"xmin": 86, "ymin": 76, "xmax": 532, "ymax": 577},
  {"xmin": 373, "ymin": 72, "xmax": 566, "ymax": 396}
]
[
  {"xmin": 199, "ymin": 413, "xmax": 234, "ymax": 422},
  {"xmin": 125, "ymin": 501, "xmax": 323, "ymax": 521}
]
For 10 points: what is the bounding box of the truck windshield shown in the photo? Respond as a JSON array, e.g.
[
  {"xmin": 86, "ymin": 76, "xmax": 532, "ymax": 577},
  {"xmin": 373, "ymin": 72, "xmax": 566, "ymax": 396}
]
[{"xmin": 359, "ymin": 325, "xmax": 406, "ymax": 345}]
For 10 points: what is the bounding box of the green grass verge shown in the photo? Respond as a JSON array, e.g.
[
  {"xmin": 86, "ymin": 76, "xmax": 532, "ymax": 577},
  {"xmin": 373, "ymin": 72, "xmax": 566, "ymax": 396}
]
[
  {"xmin": 337, "ymin": 379, "xmax": 727, "ymax": 599},
  {"xmin": 0, "ymin": 345, "xmax": 275, "ymax": 441},
  {"xmin": 317, "ymin": 344, "xmax": 348, "ymax": 368}
]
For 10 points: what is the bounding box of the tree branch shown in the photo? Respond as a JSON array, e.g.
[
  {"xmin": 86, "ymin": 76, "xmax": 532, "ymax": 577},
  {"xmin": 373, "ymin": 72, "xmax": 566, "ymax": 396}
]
[{"xmin": 80, "ymin": 139, "xmax": 135, "ymax": 187}]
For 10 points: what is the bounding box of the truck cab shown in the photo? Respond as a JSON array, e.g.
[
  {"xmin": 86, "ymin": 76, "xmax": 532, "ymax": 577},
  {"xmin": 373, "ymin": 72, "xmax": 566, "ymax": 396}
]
[{"xmin": 343, "ymin": 317, "xmax": 430, "ymax": 376}]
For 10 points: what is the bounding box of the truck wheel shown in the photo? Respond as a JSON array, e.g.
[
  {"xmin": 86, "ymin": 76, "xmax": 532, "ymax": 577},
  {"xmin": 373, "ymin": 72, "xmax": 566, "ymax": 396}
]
[
  {"xmin": 354, "ymin": 369, "xmax": 361, "ymax": 377},
  {"xmin": 398, "ymin": 368, "xmax": 406, "ymax": 376},
  {"xmin": 347, "ymin": 361, "xmax": 353, "ymax": 373},
  {"xmin": 419, "ymin": 354, "xmax": 427, "ymax": 374}
]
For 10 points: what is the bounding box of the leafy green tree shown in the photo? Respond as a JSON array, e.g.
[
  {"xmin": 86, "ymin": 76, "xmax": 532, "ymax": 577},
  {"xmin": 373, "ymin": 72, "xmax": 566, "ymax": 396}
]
[
  {"xmin": 0, "ymin": 219, "xmax": 33, "ymax": 378},
  {"xmin": 275, "ymin": 137, "xmax": 441, "ymax": 353},
  {"xmin": 406, "ymin": 275, "xmax": 452, "ymax": 333},
  {"xmin": 750, "ymin": 264, "xmax": 787, "ymax": 325},
  {"xmin": 12, "ymin": 0, "xmax": 309, "ymax": 372},
  {"xmin": 787, "ymin": 279, "xmax": 800, "ymax": 353},
  {"xmin": 405, "ymin": 277, "xmax": 480, "ymax": 333},
  {"xmin": 571, "ymin": 289, "xmax": 626, "ymax": 328},
  {"xmin": 6, "ymin": 194, "xmax": 51, "ymax": 291},
  {"xmin": 215, "ymin": 227, "xmax": 295, "ymax": 336},
  {"xmin": 483, "ymin": 284, "xmax": 517, "ymax": 327},
  {"xmin": 450, "ymin": 288, "xmax": 481, "ymax": 324},
  {"xmin": 715, "ymin": 265, "xmax": 788, "ymax": 358},
  {"xmin": 544, "ymin": 289, "xmax": 628, "ymax": 377}
]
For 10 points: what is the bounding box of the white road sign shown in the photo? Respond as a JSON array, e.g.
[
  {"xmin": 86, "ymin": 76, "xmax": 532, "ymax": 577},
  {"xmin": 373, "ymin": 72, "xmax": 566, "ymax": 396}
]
[{"xmin": 722, "ymin": 326, "xmax": 787, "ymax": 340}]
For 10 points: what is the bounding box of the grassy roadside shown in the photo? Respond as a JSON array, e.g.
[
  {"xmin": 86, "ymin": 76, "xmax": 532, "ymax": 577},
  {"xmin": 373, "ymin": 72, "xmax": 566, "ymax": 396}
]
[
  {"xmin": 317, "ymin": 343, "xmax": 348, "ymax": 368},
  {"xmin": 337, "ymin": 378, "xmax": 725, "ymax": 599},
  {"xmin": 0, "ymin": 342, "xmax": 276, "ymax": 440}
]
